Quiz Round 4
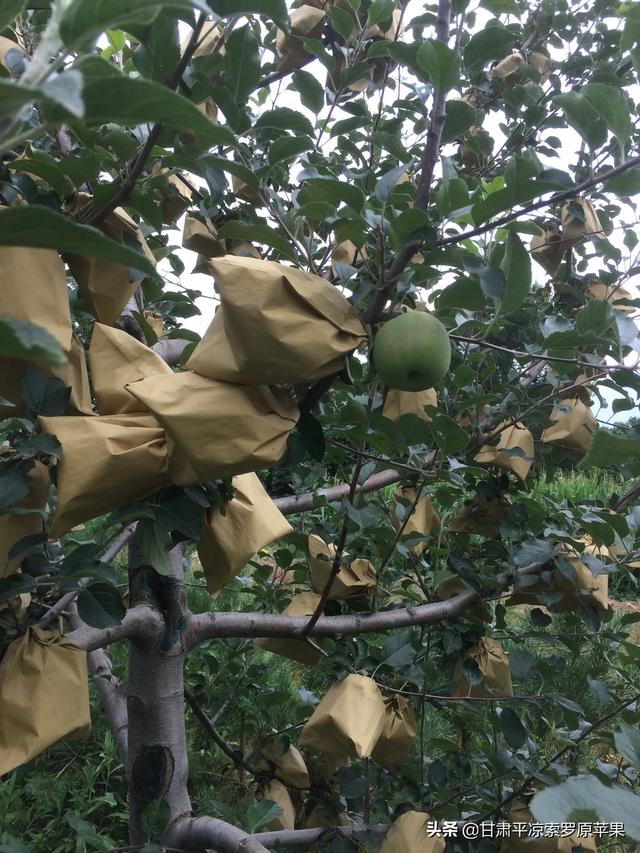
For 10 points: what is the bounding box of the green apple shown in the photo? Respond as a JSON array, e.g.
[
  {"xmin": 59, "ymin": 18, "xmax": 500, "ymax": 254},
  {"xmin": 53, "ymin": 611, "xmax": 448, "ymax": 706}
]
[{"xmin": 373, "ymin": 310, "xmax": 451, "ymax": 391}]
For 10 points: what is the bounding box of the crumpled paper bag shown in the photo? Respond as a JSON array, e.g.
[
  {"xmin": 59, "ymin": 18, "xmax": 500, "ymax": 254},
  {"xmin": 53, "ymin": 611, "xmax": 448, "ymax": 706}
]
[
  {"xmin": 39, "ymin": 413, "xmax": 169, "ymax": 536},
  {"xmin": 255, "ymin": 778, "xmax": 295, "ymax": 831},
  {"xmin": 435, "ymin": 572, "xmax": 492, "ymax": 622},
  {"xmin": 0, "ymin": 627, "xmax": 90, "ymax": 775},
  {"xmin": 474, "ymin": 421, "xmax": 534, "ymax": 482},
  {"xmin": 0, "ymin": 590, "xmax": 31, "ymax": 624},
  {"xmin": 371, "ymin": 695, "xmax": 416, "ymax": 769},
  {"xmin": 182, "ymin": 215, "xmax": 226, "ymax": 258},
  {"xmin": 0, "ymin": 246, "xmax": 72, "ymax": 350},
  {"xmin": 197, "ymin": 473, "xmax": 292, "ymax": 595},
  {"xmin": 144, "ymin": 311, "xmax": 166, "ymax": 339},
  {"xmin": 308, "ymin": 534, "xmax": 377, "ymax": 600},
  {"xmin": 152, "ymin": 166, "xmax": 192, "ymax": 222},
  {"xmin": 88, "ymin": 323, "xmax": 172, "ymax": 415},
  {"xmin": 542, "ymin": 398, "xmax": 597, "ymax": 454},
  {"xmin": 585, "ymin": 280, "xmax": 635, "ymax": 314},
  {"xmin": 0, "ymin": 335, "xmax": 93, "ymax": 418},
  {"xmin": 500, "ymin": 801, "xmax": 597, "ymax": 853},
  {"xmin": 298, "ymin": 674, "xmax": 387, "ymax": 759},
  {"xmin": 331, "ymin": 240, "xmax": 367, "ymax": 277},
  {"xmin": 508, "ymin": 540, "xmax": 608, "ymax": 612},
  {"xmin": 186, "ymin": 256, "xmax": 366, "ymax": 386},
  {"xmin": 530, "ymin": 226, "xmax": 566, "ymax": 275},
  {"xmin": 186, "ymin": 20, "xmax": 225, "ymax": 58},
  {"xmin": 258, "ymin": 737, "xmax": 310, "ymax": 789},
  {"xmin": 392, "ymin": 488, "xmax": 441, "ymax": 556},
  {"xmin": 125, "ymin": 371, "xmax": 298, "ymax": 483},
  {"xmin": 529, "ymin": 51, "xmax": 552, "ymax": 82},
  {"xmin": 383, "ymin": 388, "xmax": 437, "ymax": 422},
  {"xmin": 1, "ymin": 458, "xmax": 49, "ymax": 578},
  {"xmin": 450, "ymin": 494, "xmax": 511, "ymax": 537},
  {"xmin": 492, "ymin": 51, "xmax": 525, "ymax": 83},
  {"xmin": 276, "ymin": 5, "xmax": 326, "ymax": 72},
  {"xmin": 561, "ymin": 199, "xmax": 603, "ymax": 244},
  {"xmin": 66, "ymin": 206, "xmax": 156, "ymax": 325},
  {"xmin": 378, "ymin": 811, "xmax": 445, "ymax": 853},
  {"xmin": 452, "ymin": 637, "xmax": 513, "ymax": 699},
  {"xmin": 254, "ymin": 592, "xmax": 324, "ymax": 665}
]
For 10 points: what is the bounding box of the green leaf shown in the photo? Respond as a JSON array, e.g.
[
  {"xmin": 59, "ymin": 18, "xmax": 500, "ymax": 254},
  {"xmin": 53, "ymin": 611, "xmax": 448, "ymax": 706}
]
[
  {"xmin": 268, "ymin": 134, "xmax": 313, "ymax": 166},
  {"xmin": 21, "ymin": 369, "xmax": 70, "ymax": 419},
  {"xmin": 0, "ymin": 574, "xmax": 36, "ymax": 605},
  {"xmin": 0, "ymin": 77, "xmax": 69, "ymax": 120},
  {"xmin": 140, "ymin": 799, "xmax": 171, "ymax": 836},
  {"xmin": 417, "ymin": 40, "xmax": 460, "ymax": 92},
  {"xmin": 530, "ymin": 777, "xmax": 640, "ymax": 840},
  {"xmin": 245, "ymin": 800, "xmax": 285, "ymax": 833},
  {"xmin": 254, "ymin": 107, "xmax": 314, "ymax": 137},
  {"xmin": 0, "ymin": 0, "xmax": 26, "ymax": 31},
  {"xmin": 614, "ymin": 724, "xmax": 640, "ymax": 769},
  {"xmin": 583, "ymin": 83, "xmax": 632, "ymax": 145},
  {"xmin": 428, "ymin": 413, "xmax": 469, "ymax": 454},
  {"xmin": 0, "ymin": 458, "xmax": 33, "ymax": 510},
  {"xmin": 216, "ymin": 220, "xmax": 296, "ymax": 260},
  {"xmin": 0, "ymin": 317, "xmax": 67, "ymax": 367},
  {"xmin": 441, "ymin": 99, "xmax": 476, "ymax": 144},
  {"xmin": 132, "ymin": 16, "xmax": 180, "ymax": 84},
  {"xmin": 374, "ymin": 161, "xmax": 412, "ymax": 204},
  {"xmin": 326, "ymin": 5, "xmax": 355, "ymax": 39},
  {"xmin": 366, "ymin": 0, "xmax": 394, "ymax": 28},
  {"xmin": 78, "ymin": 58, "xmax": 225, "ymax": 148},
  {"xmin": 134, "ymin": 519, "xmax": 172, "ymax": 576},
  {"xmin": 607, "ymin": 165, "xmax": 640, "ymax": 197},
  {"xmin": 60, "ymin": 0, "xmax": 209, "ymax": 46},
  {"xmin": 208, "ymin": 0, "xmax": 288, "ymax": 27},
  {"xmin": 499, "ymin": 707, "xmax": 527, "ymax": 749},
  {"xmin": 77, "ymin": 582, "xmax": 126, "ymax": 629},
  {"xmin": 0, "ymin": 207, "xmax": 158, "ymax": 280},
  {"xmin": 223, "ymin": 24, "xmax": 261, "ymax": 104},
  {"xmin": 579, "ymin": 431, "xmax": 640, "ymax": 470},
  {"xmin": 290, "ymin": 69, "xmax": 324, "ymax": 113},
  {"xmin": 575, "ymin": 299, "xmax": 614, "ymax": 337},
  {"xmin": 299, "ymin": 177, "xmax": 365, "ymax": 212},
  {"xmin": 499, "ymin": 231, "xmax": 531, "ymax": 314},
  {"xmin": 554, "ymin": 93, "xmax": 608, "ymax": 149},
  {"xmin": 463, "ymin": 26, "xmax": 516, "ymax": 72}
]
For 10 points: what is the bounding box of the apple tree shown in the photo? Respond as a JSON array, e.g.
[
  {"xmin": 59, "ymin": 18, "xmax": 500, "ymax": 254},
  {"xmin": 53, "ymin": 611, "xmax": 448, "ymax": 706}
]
[{"xmin": 1, "ymin": 0, "xmax": 640, "ymax": 850}]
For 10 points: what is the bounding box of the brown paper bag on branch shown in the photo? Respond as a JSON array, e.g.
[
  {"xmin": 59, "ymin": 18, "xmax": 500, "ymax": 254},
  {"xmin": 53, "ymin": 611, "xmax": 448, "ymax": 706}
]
[
  {"xmin": 0, "ymin": 247, "xmax": 72, "ymax": 351},
  {"xmin": 561, "ymin": 199, "xmax": 603, "ymax": 244},
  {"xmin": 392, "ymin": 488, "xmax": 440, "ymax": 556},
  {"xmin": 66, "ymin": 207, "xmax": 156, "ymax": 326},
  {"xmin": 258, "ymin": 738, "xmax": 310, "ymax": 789},
  {"xmin": 88, "ymin": 323, "xmax": 172, "ymax": 415},
  {"xmin": 383, "ymin": 388, "xmax": 436, "ymax": 422},
  {"xmin": 276, "ymin": 6, "xmax": 326, "ymax": 72},
  {"xmin": 255, "ymin": 779, "xmax": 295, "ymax": 831},
  {"xmin": 585, "ymin": 280, "xmax": 635, "ymax": 315},
  {"xmin": 378, "ymin": 811, "xmax": 445, "ymax": 853},
  {"xmin": 1, "ymin": 459, "xmax": 49, "ymax": 578},
  {"xmin": 308, "ymin": 534, "xmax": 376, "ymax": 600},
  {"xmin": 126, "ymin": 371, "xmax": 298, "ymax": 483},
  {"xmin": 197, "ymin": 473, "xmax": 292, "ymax": 595},
  {"xmin": 39, "ymin": 413, "xmax": 169, "ymax": 536},
  {"xmin": 371, "ymin": 695, "xmax": 416, "ymax": 769},
  {"xmin": 0, "ymin": 627, "xmax": 90, "ymax": 775},
  {"xmin": 450, "ymin": 494, "xmax": 511, "ymax": 537},
  {"xmin": 508, "ymin": 541, "xmax": 608, "ymax": 611},
  {"xmin": 152, "ymin": 167, "xmax": 192, "ymax": 222},
  {"xmin": 492, "ymin": 51, "xmax": 525, "ymax": 84},
  {"xmin": 500, "ymin": 801, "xmax": 597, "ymax": 853},
  {"xmin": 542, "ymin": 398, "xmax": 597, "ymax": 454},
  {"xmin": 182, "ymin": 215, "xmax": 226, "ymax": 258},
  {"xmin": 298, "ymin": 674, "xmax": 387, "ymax": 759},
  {"xmin": 331, "ymin": 240, "xmax": 367, "ymax": 277},
  {"xmin": 254, "ymin": 591, "xmax": 324, "ymax": 665},
  {"xmin": 435, "ymin": 573, "xmax": 492, "ymax": 622},
  {"xmin": 452, "ymin": 637, "xmax": 513, "ymax": 698},
  {"xmin": 530, "ymin": 227, "xmax": 566, "ymax": 276},
  {"xmin": 186, "ymin": 256, "xmax": 366, "ymax": 386},
  {"xmin": 474, "ymin": 421, "xmax": 534, "ymax": 482}
]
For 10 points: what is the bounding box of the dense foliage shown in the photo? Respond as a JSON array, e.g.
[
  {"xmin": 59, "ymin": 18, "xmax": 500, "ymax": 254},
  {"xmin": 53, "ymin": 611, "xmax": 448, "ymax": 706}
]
[{"xmin": 1, "ymin": 0, "xmax": 640, "ymax": 850}]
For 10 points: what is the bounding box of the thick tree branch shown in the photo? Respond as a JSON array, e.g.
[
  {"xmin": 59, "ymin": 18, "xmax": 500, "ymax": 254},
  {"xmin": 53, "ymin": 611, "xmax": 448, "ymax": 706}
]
[
  {"xmin": 66, "ymin": 604, "xmax": 164, "ymax": 652},
  {"xmin": 273, "ymin": 468, "xmax": 402, "ymax": 515},
  {"xmin": 168, "ymin": 815, "xmax": 270, "ymax": 853},
  {"xmin": 252, "ymin": 824, "xmax": 389, "ymax": 848}
]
